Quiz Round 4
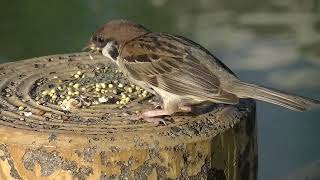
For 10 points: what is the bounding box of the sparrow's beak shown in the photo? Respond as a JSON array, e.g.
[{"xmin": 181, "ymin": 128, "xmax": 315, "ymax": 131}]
[
  {"xmin": 82, "ymin": 42, "xmax": 101, "ymax": 60},
  {"xmin": 83, "ymin": 42, "xmax": 102, "ymax": 52},
  {"xmin": 82, "ymin": 42, "xmax": 96, "ymax": 51},
  {"xmin": 82, "ymin": 45, "xmax": 91, "ymax": 51}
]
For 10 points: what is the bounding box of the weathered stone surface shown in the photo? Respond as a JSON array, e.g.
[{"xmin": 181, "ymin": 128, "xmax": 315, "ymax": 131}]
[{"xmin": 0, "ymin": 53, "xmax": 257, "ymax": 179}]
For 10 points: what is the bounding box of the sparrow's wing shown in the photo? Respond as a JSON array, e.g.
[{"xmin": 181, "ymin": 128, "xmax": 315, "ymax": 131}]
[{"xmin": 120, "ymin": 33, "xmax": 238, "ymax": 104}]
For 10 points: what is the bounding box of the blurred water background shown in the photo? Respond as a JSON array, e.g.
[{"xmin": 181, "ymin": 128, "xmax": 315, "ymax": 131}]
[{"xmin": 0, "ymin": 0, "xmax": 320, "ymax": 179}]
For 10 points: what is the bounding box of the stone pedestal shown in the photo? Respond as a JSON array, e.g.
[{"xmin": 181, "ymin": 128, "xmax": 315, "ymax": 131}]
[{"xmin": 0, "ymin": 53, "xmax": 257, "ymax": 180}]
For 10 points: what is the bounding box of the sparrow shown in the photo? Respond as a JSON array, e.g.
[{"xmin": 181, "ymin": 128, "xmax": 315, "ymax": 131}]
[{"xmin": 85, "ymin": 19, "xmax": 320, "ymax": 118}]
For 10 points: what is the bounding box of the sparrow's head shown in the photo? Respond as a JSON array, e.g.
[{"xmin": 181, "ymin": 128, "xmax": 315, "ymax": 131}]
[{"xmin": 86, "ymin": 19, "xmax": 150, "ymax": 61}]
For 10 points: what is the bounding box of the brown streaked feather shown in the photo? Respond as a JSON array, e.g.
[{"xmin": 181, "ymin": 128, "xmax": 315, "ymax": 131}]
[{"xmin": 120, "ymin": 33, "xmax": 239, "ymax": 104}]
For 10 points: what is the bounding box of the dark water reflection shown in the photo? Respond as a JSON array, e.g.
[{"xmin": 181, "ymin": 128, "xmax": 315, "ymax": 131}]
[{"xmin": 0, "ymin": 0, "xmax": 319, "ymax": 179}]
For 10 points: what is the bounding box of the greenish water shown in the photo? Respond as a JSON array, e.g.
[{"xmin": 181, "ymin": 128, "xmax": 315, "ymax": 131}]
[{"xmin": 1, "ymin": 0, "xmax": 320, "ymax": 179}]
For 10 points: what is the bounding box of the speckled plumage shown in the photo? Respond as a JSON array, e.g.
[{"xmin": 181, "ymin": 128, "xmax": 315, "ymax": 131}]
[{"xmin": 88, "ymin": 19, "xmax": 320, "ymax": 117}]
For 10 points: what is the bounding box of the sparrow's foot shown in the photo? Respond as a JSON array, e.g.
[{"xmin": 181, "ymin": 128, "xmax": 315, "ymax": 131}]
[
  {"xmin": 142, "ymin": 109, "xmax": 172, "ymax": 117},
  {"xmin": 140, "ymin": 109, "xmax": 173, "ymax": 125},
  {"xmin": 129, "ymin": 113, "xmax": 166, "ymax": 125},
  {"xmin": 144, "ymin": 117, "xmax": 166, "ymax": 126}
]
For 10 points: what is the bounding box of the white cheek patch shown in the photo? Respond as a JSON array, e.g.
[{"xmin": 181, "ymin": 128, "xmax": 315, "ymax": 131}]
[{"xmin": 102, "ymin": 42, "xmax": 114, "ymax": 60}]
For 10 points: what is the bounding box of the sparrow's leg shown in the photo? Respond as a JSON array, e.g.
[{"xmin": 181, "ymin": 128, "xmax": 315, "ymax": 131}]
[
  {"xmin": 142, "ymin": 105, "xmax": 195, "ymax": 116},
  {"xmin": 179, "ymin": 101, "xmax": 217, "ymax": 114},
  {"xmin": 142, "ymin": 109, "xmax": 172, "ymax": 117},
  {"xmin": 179, "ymin": 105, "xmax": 194, "ymax": 113},
  {"xmin": 141, "ymin": 105, "xmax": 195, "ymax": 125},
  {"xmin": 140, "ymin": 110, "xmax": 170, "ymax": 125},
  {"xmin": 129, "ymin": 112, "xmax": 166, "ymax": 125},
  {"xmin": 141, "ymin": 98, "xmax": 178, "ymax": 118},
  {"xmin": 139, "ymin": 110, "xmax": 169, "ymax": 125}
]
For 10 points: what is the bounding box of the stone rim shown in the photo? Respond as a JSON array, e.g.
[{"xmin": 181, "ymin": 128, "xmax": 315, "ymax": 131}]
[{"xmin": 0, "ymin": 53, "xmax": 255, "ymax": 148}]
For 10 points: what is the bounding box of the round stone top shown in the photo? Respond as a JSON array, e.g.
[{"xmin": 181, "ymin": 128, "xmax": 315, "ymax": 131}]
[{"xmin": 0, "ymin": 53, "xmax": 255, "ymax": 151}]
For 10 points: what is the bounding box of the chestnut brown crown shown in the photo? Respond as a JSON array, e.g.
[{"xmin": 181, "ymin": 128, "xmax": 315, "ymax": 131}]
[{"xmin": 90, "ymin": 19, "xmax": 150, "ymax": 49}]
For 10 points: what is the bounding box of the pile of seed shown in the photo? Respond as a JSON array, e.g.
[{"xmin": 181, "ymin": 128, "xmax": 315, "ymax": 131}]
[{"xmin": 33, "ymin": 65, "xmax": 149, "ymax": 110}]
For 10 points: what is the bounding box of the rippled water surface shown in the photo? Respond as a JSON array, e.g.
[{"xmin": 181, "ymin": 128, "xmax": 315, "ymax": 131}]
[{"xmin": 1, "ymin": 1, "xmax": 320, "ymax": 179}]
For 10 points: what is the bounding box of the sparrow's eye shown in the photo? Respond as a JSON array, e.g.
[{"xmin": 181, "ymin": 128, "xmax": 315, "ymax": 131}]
[
  {"xmin": 91, "ymin": 36, "xmax": 106, "ymax": 44},
  {"xmin": 97, "ymin": 37, "xmax": 105, "ymax": 43}
]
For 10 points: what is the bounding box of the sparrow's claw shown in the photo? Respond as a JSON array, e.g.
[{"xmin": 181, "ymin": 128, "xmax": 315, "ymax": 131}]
[
  {"xmin": 129, "ymin": 112, "xmax": 167, "ymax": 125},
  {"xmin": 138, "ymin": 109, "xmax": 172, "ymax": 125},
  {"xmin": 144, "ymin": 117, "xmax": 166, "ymax": 126}
]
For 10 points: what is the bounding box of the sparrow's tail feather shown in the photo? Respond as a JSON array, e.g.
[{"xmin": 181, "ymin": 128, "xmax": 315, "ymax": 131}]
[{"xmin": 227, "ymin": 81, "xmax": 320, "ymax": 111}]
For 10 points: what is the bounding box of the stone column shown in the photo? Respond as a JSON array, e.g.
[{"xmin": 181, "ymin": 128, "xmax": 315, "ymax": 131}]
[{"xmin": 0, "ymin": 53, "xmax": 257, "ymax": 180}]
